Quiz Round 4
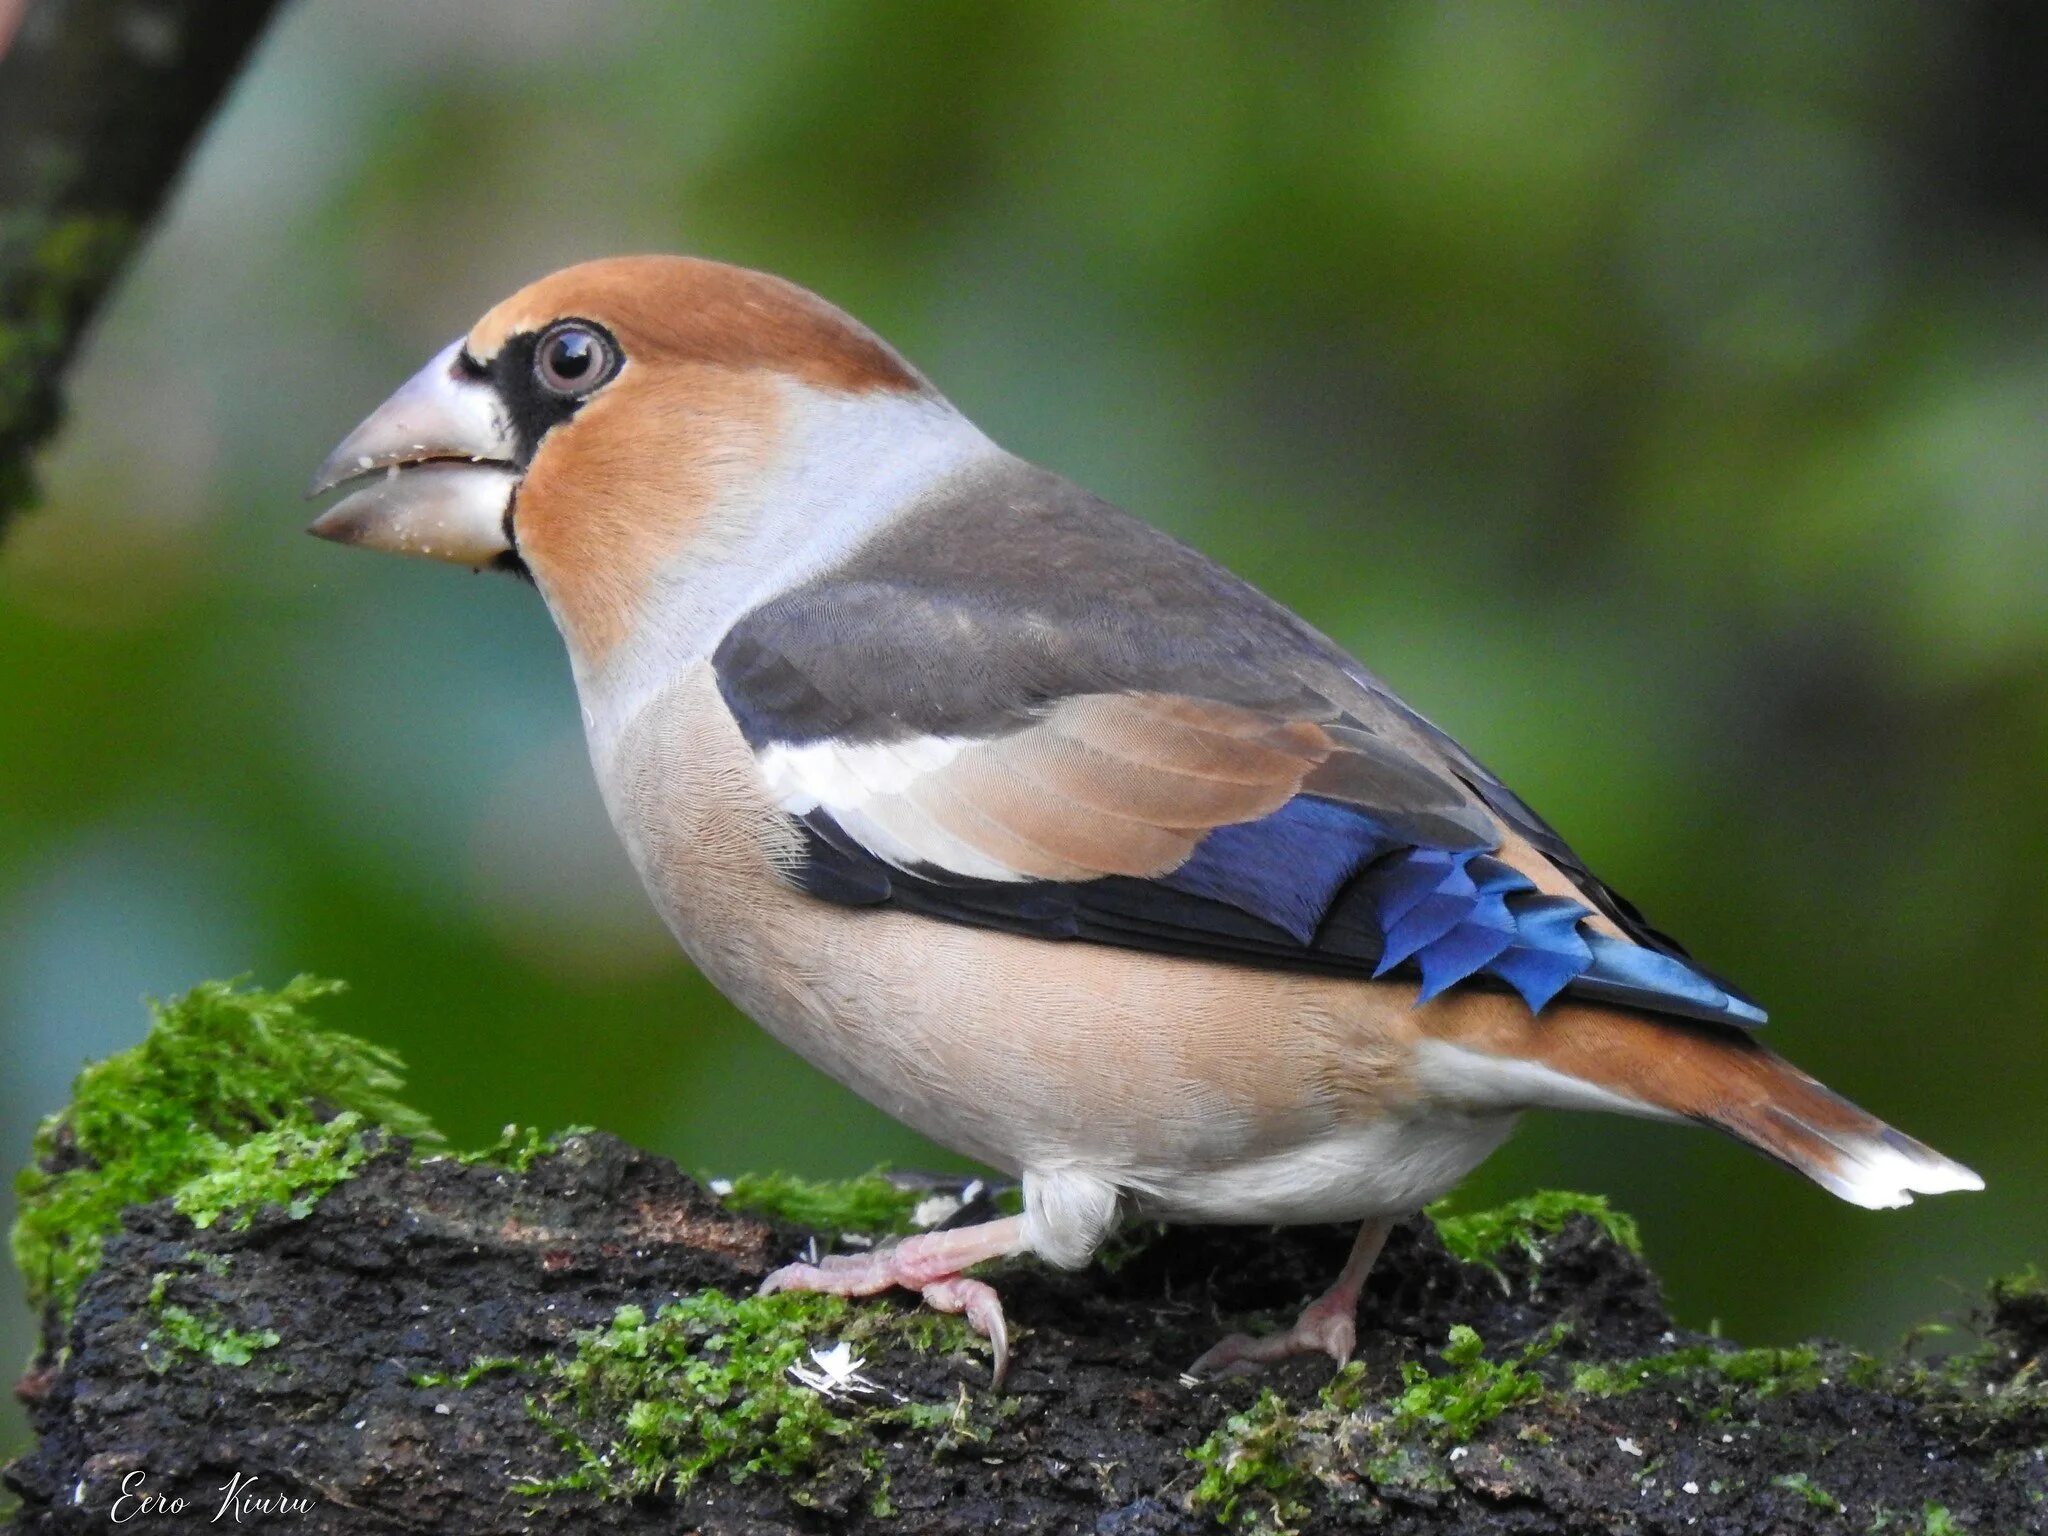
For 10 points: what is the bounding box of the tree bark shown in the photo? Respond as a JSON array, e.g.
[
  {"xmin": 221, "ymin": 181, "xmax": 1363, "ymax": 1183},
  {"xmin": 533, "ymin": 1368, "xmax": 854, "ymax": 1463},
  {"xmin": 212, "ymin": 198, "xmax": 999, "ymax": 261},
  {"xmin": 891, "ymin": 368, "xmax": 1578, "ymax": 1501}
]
[
  {"xmin": 6, "ymin": 1133, "xmax": 2042, "ymax": 1534},
  {"xmin": 0, "ymin": 0, "xmax": 280, "ymax": 537}
]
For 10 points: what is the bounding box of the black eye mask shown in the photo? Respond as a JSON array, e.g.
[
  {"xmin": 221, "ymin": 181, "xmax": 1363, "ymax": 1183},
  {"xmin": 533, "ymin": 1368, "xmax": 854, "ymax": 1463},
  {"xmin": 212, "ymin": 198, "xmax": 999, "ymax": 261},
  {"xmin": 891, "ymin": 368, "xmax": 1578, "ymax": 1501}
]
[{"xmin": 471, "ymin": 319, "xmax": 624, "ymax": 465}]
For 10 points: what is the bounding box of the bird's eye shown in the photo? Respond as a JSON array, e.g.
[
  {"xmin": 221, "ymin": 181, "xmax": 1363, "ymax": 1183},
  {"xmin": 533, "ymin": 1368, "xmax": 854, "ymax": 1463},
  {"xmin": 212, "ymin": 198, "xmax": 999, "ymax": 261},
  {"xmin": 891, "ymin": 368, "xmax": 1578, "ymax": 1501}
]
[{"xmin": 534, "ymin": 323, "xmax": 615, "ymax": 397}]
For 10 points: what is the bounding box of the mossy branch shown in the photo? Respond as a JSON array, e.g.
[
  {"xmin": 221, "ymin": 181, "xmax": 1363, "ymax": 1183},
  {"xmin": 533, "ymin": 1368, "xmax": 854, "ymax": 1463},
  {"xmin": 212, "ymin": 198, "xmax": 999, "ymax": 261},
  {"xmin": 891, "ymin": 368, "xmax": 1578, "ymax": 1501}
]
[
  {"xmin": 0, "ymin": 0, "xmax": 280, "ymax": 537},
  {"xmin": 4, "ymin": 981, "xmax": 2043, "ymax": 1533},
  {"xmin": 10, "ymin": 975, "xmax": 434, "ymax": 1321}
]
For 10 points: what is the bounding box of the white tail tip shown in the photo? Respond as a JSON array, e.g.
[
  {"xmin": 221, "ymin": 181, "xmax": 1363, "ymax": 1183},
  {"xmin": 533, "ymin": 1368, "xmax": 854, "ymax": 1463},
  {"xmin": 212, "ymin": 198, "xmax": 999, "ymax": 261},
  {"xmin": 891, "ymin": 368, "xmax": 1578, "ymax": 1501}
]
[{"xmin": 1813, "ymin": 1126, "xmax": 1985, "ymax": 1210}]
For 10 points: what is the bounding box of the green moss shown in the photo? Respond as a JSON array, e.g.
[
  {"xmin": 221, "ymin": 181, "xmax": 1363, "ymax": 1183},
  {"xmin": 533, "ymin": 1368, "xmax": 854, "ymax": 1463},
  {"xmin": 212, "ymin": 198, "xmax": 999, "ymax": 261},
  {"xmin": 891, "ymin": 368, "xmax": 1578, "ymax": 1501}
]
[
  {"xmin": 714, "ymin": 1169, "xmax": 924, "ymax": 1236},
  {"xmin": 145, "ymin": 1304, "xmax": 280, "ymax": 1369},
  {"xmin": 1382, "ymin": 1324, "xmax": 1563, "ymax": 1446},
  {"xmin": 1772, "ymin": 1472, "xmax": 1842, "ymax": 1512},
  {"xmin": 141, "ymin": 1272, "xmax": 279, "ymax": 1371},
  {"xmin": 1427, "ymin": 1190, "xmax": 1642, "ymax": 1275},
  {"xmin": 1991, "ymin": 1265, "xmax": 2046, "ymax": 1300},
  {"xmin": 412, "ymin": 1355, "xmax": 527, "ymax": 1390},
  {"xmin": 172, "ymin": 1113, "xmax": 373, "ymax": 1231},
  {"xmin": 1922, "ymin": 1505, "xmax": 1969, "ymax": 1535},
  {"xmin": 519, "ymin": 1290, "xmax": 991, "ymax": 1505},
  {"xmin": 0, "ymin": 211, "xmax": 137, "ymax": 519},
  {"xmin": 1571, "ymin": 1342, "xmax": 1828, "ymax": 1400},
  {"xmin": 179, "ymin": 1249, "xmax": 234, "ymax": 1280},
  {"xmin": 1988, "ymin": 1265, "xmax": 2048, "ymax": 1353},
  {"xmin": 0, "ymin": 212, "xmax": 132, "ymax": 386},
  {"xmin": 460, "ymin": 1124, "xmax": 596, "ymax": 1174},
  {"xmin": 1095, "ymin": 1220, "xmax": 1166, "ymax": 1274},
  {"xmin": 11, "ymin": 975, "xmax": 436, "ymax": 1319},
  {"xmin": 1188, "ymin": 1325, "xmax": 1562, "ymax": 1528},
  {"xmin": 1187, "ymin": 1390, "xmax": 1319, "ymax": 1531}
]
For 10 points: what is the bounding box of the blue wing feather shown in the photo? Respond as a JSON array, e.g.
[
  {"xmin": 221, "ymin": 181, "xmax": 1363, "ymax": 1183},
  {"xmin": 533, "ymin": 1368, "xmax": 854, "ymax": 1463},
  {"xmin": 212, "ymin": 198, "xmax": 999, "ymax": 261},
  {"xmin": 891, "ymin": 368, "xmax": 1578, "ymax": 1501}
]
[
  {"xmin": 1164, "ymin": 797, "xmax": 1393, "ymax": 945},
  {"xmin": 1415, "ymin": 894, "xmax": 1518, "ymax": 1001},
  {"xmin": 1486, "ymin": 895, "xmax": 1596, "ymax": 1013},
  {"xmin": 789, "ymin": 791, "xmax": 1766, "ymax": 1029}
]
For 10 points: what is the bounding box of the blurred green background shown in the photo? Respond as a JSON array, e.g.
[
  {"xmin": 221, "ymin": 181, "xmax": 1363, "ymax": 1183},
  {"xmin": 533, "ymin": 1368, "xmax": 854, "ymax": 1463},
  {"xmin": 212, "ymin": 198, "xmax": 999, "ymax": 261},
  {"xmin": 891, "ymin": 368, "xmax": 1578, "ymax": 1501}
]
[{"xmin": 6, "ymin": 0, "xmax": 2046, "ymax": 1460}]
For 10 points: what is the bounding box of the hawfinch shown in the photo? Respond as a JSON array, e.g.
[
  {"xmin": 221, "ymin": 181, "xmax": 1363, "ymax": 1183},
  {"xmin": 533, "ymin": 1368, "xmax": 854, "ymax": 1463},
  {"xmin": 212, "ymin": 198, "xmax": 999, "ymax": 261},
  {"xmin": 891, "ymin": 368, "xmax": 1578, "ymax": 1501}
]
[{"xmin": 310, "ymin": 256, "xmax": 1981, "ymax": 1384}]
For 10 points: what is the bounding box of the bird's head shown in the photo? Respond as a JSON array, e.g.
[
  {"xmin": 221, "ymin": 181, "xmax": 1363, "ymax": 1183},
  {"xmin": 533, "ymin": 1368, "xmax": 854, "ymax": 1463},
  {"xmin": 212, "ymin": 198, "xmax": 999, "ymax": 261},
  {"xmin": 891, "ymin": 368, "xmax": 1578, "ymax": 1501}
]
[{"xmin": 309, "ymin": 255, "xmax": 934, "ymax": 669}]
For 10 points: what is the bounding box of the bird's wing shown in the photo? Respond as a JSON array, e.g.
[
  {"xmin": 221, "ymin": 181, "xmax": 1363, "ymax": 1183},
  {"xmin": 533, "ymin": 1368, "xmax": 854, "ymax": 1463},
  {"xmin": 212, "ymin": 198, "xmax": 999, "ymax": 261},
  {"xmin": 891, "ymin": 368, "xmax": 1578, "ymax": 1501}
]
[{"xmin": 712, "ymin": 458, "xmax": 1764, "ymax": 1028}]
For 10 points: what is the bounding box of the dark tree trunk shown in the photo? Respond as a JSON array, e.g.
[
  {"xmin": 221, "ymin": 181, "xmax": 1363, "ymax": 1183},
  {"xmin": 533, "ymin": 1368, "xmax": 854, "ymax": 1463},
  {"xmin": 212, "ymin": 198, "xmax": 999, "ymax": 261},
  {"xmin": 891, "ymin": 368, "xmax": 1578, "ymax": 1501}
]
[
  {"xmin": 6, "ymin": 1134, "xmax": 2042, "ymax": 1534},
  {"xmin": 0, "ymin": 0, "xmax": 280, "ymax": 536}
]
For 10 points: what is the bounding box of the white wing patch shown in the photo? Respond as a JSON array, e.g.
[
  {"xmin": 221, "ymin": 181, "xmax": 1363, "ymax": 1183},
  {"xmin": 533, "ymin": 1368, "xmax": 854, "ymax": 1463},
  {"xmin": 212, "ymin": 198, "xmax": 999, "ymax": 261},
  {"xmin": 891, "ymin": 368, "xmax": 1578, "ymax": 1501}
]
[
  {"xmin": 755, "ymin": 735, "xmax": 1027, "ymax": 882},
  {"xmin": 758, "ymin": 737, "xmax": 974, "ymax": 809}
]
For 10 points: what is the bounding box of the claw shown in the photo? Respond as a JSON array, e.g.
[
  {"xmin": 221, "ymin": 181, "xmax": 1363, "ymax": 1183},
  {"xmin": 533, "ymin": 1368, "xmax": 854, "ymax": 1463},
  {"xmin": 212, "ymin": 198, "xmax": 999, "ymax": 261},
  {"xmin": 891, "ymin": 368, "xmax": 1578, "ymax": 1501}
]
[
  {"xmin": 1186, "ymin": 1307, "xmax": 1354, "ymax": 1380},
  {"xmin": 754, "ymin": 1216, "xmax": 1026, "ymax": 1387},
  {"xmin": 921, "ymin": 1275, "xmax": 1010, "ymax": 1388},
  {"xmin": 758, "ymin": 1262, "xmax": 825, "ymax": 1296}
]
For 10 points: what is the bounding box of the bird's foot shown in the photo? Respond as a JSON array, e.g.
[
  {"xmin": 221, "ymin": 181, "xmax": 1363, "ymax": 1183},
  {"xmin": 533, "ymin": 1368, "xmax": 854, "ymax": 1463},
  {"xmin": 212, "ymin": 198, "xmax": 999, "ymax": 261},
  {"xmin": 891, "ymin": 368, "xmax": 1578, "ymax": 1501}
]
[
  {"xmin": 1185, "ymin": 1289, "xmax": 1357, "ymax": 1380},
  {"xmin": 759, "ymin": 1216, "xmax": 1023, "ymax": 1387},
  {"xmin": 1185, "ymin": 1215, "xmax": 1396, "ymax": 1381}
]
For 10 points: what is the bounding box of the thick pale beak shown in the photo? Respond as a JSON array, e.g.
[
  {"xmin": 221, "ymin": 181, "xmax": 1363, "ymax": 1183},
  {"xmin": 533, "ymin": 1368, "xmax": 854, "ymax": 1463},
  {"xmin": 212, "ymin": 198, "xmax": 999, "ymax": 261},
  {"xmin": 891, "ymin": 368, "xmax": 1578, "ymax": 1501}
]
[{"xmin": 307, "ymin": 339, "xmax": 522, "ymax": 568}]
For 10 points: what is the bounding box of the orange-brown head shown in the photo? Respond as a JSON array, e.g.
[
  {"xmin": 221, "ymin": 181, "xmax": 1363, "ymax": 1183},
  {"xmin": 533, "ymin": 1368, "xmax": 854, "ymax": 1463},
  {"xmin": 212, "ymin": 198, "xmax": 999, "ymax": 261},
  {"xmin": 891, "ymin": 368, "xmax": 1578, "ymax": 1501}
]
[{"xmin": 309, "ymin": 256, "xmax": 927, "ymax": 665}]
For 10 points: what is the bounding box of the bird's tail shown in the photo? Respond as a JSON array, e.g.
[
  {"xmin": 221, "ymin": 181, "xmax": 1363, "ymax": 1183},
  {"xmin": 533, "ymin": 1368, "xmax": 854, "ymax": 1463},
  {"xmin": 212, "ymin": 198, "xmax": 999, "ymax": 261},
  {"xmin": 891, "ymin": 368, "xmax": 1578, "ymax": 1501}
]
[
  {"xmin": 1673, "ymin": 1040, "xmax": 1984, "ymax": 1209},
  {"xmin": 1434, "ymin": 1000, "xmax": 1984, "ymax": 1209}
]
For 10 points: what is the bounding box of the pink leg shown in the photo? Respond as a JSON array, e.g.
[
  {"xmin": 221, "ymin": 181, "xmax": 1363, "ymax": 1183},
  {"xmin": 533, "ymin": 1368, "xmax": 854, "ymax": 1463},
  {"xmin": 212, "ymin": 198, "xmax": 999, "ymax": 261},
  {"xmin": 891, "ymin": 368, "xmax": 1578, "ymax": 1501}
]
[
  {"xmin": 1187, "ymin": 1217, "xmax": 1395, "ymax": 1379},
  {"xmin": 760, "ymin": 1215, "xmax": 1027, "ymax": 1386}
]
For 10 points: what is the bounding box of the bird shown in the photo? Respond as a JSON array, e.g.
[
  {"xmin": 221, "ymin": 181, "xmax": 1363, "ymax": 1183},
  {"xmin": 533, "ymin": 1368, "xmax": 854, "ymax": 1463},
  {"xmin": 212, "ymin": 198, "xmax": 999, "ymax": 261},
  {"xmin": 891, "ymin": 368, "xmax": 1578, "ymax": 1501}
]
[{"xmin": 308, "ymin": 255, "xmax": 1983, "ymax": 1385}]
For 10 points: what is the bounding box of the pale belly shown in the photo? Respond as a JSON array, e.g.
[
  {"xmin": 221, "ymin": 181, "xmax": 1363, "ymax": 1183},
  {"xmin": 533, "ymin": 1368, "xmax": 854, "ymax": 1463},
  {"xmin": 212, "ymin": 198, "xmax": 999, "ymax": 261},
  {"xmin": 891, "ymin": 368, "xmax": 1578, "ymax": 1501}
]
[
  {"xmin": 668, "ymin": 906, "xmax": 1518, "ymax": 1223},
  {"xmin": 596, "ymin": 666, "xmax": 1517, "ymax": 1246},
  {"xmin": 1124, "ymin": 1111, "xmax": 1520, "ymax": 1227}
]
